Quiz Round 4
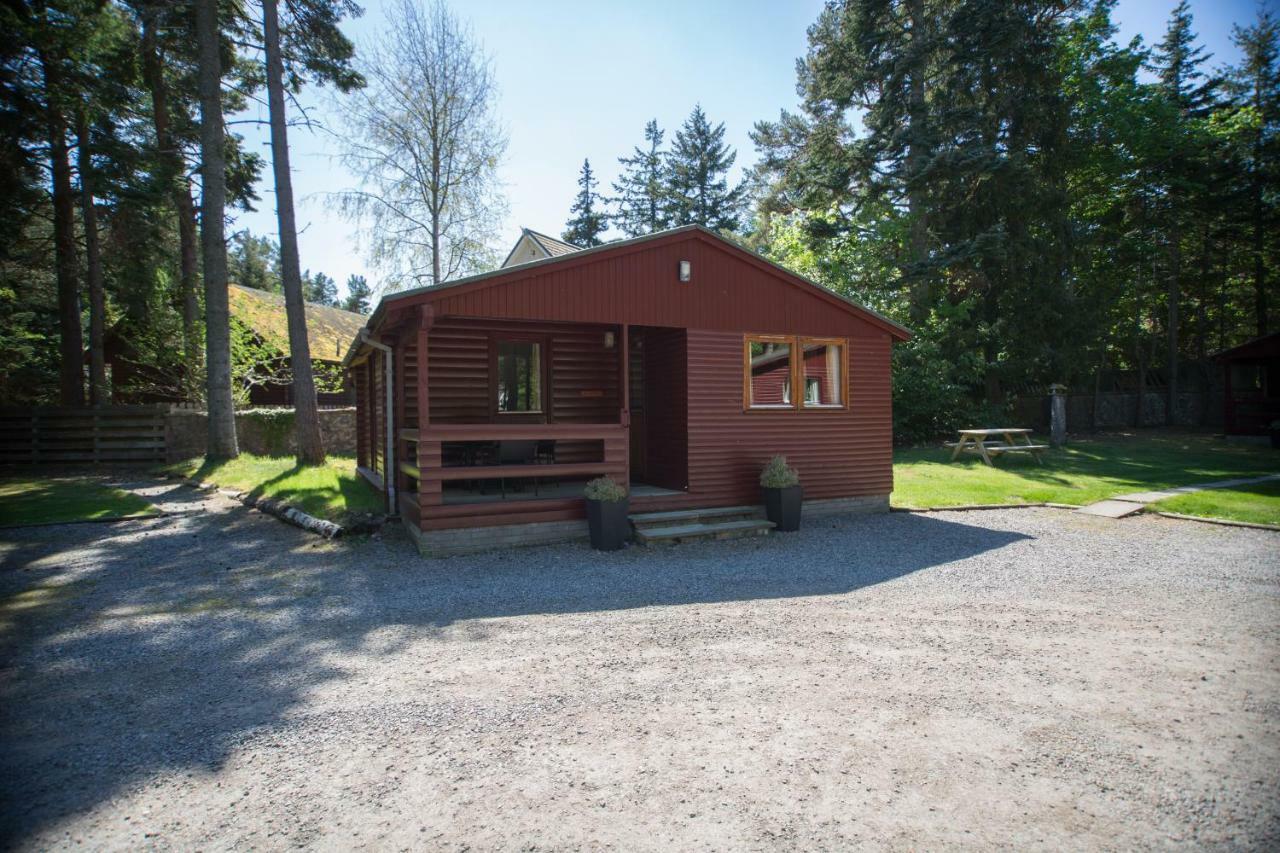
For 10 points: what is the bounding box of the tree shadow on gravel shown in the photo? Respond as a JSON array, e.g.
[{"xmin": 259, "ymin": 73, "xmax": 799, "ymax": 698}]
[{"xmin": 0, "ymin": 493, "xmax": 1025, "ymax": 847}]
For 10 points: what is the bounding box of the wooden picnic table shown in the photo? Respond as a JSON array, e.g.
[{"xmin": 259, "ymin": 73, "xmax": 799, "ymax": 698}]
[{"xmin": 948, "ymin": 428, "xmax": 1048, "ymax": 466}]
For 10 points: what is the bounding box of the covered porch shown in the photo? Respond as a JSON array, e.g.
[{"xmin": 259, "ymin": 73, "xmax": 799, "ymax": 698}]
[{"xmin": 353, "ymin": 312, "xmax": 689, "ymax": 532}]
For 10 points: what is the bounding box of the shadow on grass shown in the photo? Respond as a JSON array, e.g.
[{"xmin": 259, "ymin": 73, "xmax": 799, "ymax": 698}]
[{"xmin": 0, "ymin": 495, "xmax": 1027, "ymax": 845}]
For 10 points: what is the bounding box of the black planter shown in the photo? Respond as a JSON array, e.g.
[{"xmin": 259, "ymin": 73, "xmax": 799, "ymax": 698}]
[
  {"xmin": 586, "ymin": 497, "xmax": 630, "ymax": 551},
  {"xmin": 763, "ymin": 484, "xmax": 802, "ymax": 532}
]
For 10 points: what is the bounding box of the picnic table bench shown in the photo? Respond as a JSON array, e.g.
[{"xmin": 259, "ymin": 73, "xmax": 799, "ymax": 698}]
[{"xmin": 947, "ymin": 428, "xmax": 1048, "ymax": 466}]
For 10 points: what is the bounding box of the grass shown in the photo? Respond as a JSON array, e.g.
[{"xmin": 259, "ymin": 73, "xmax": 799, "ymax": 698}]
[
  {"xmin": 163, "ymin": 453, "xmax": 383, "ymax": 524},
  {"xmin": 0, "ymin": 478, "xmax": 160, "ymax": 528},
  {"xmin": 1150, "ymin": 478, "xmax": 1280, "ymax": 526},
  {"xmin": 892, "ymin": 430, "xmax": 1280, "ymax": 511}
]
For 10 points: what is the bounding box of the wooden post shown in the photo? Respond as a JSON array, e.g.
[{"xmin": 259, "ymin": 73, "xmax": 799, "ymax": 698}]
[{"xmin": 619, "ymin": 323, "xmax": 630, "ymax": 488}]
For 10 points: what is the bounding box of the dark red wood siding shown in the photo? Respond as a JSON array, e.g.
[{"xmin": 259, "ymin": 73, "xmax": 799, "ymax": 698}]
[
  {"xmin": 403, "ymin": 233, "xmax": 898, "ymax": 339},
  {"xmin": 360, "ymin": 229, "xmax": 902, "ymax": 530},
  {"xmin": 683, "ymin": 330, "xmax": 892, "ymax": 507}
]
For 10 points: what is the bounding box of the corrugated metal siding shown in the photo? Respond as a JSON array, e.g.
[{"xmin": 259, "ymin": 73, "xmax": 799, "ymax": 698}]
[
  {"xmin": 422, "ymin": 235, "xmax": 887, "ymax": 338},
  {"xmin": 684, "ymin": 329, "xmax": 893, "ymax": 506}
]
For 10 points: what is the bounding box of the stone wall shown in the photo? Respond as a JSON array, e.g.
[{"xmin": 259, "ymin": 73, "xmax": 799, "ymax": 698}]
[
  {"xmin": 165, "ymin": 407, "xmax": 357, "ymax": 462},
  {"xmin": 1011, "ymin": 391, "xmax": 1222, "ymax": 433}
]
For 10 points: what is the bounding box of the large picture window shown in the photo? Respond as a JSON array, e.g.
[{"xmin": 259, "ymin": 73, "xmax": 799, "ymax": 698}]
[
  {"xmin": 496, "ymin": 340, "xmax": 542, "ymax": 413},
  {"xmin": 744, "ymin": 335, "xmax": 847, "ymax": 411}
]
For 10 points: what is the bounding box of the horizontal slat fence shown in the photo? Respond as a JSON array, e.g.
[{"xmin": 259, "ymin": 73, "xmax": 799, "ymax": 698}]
[{"xmin": 0, "ymin": 406, "xmax": 168, "ymax": 466}]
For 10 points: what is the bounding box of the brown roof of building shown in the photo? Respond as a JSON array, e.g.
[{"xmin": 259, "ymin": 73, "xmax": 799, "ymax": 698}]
[
  {"xmin": 523, "ymin": 228, "xmax": 581, "ymax": 258},
  {"xmin": 228, "ymin": 284, "xmax": 368, "ymax": 363}
]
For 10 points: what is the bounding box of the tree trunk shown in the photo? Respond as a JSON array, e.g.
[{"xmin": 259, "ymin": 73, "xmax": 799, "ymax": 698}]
[
  {"xmin": 196, "ymin": 0, "xmax": 238, "ymax": 459},
  {"xmin": 1166, "ymin": 235, "xmax": 1180, "ymax": 427},
  {"xmin": 905, "ymin": 0, "xmax": 930, "ymax": 324},
  {"xmin": 40, "ymin": 49, "xmax": 84, "ymax": 407},
  {"xmin": 142, "ymin": 16, "xmax": 202, "ymax": 386},
  {"xmin": 76, "ymin": 107, "xmax": 107, "ymax": 406},
  {"xmin": 263, "ymin": 0, "xmax": 325, "ymax": 464}
]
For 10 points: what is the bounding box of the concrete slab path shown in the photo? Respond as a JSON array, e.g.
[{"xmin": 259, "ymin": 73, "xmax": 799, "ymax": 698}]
[{"xmin": 1077, "ymin": 472, "xmax": 1280, "ymax": 518}]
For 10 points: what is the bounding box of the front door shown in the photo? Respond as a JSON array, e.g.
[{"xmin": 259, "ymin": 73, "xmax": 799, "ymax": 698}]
[{"xmin": 628, "ymin": 330, "xmax": 647, "ymax": 481}]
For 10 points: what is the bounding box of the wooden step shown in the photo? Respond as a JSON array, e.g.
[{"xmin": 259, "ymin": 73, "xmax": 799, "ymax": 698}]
[
  {"xmin": 633, "ymin": 518, "xmax": 775, "ymax": 546},
  {"xmin": 629, "ymin": 505, "xmax": 763, "ymax": 530}
]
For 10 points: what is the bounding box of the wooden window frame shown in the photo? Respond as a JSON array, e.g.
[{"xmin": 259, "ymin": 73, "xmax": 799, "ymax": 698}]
[
  {"xmin": 489, "ymin": 333, "xmax": 551, "ymax": 422},
  {"xmin": 743, "ymin": 334, "xmax": 849, "ymax": 412}
]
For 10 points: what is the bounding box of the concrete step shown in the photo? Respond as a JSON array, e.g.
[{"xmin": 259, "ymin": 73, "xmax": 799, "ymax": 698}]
[
  {"xmin": 633, "ymin": 518, "xmax": 776, "ymax": 546},
  {"xmin": 629, "ymin": 505, "xmax": 763, "ymax": 530}
]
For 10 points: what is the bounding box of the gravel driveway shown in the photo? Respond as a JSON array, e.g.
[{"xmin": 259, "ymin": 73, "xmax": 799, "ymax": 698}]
[{"xmin": 2, "ymin": 479, "xmax": 1278, "ymax": 850}]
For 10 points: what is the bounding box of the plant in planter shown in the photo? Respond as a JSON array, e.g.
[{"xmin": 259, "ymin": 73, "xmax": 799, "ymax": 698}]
[
  {"xmin": 760, "ymin": 455, "xmax": 802, "ymax": 532},
  {"xmin": 583, "ymin": 476, "xmax": 629, "ymax": 551}
]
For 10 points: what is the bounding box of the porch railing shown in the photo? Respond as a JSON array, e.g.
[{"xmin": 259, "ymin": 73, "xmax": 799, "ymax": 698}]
[{"xmin": 398, "ymin": 423, "xmax": 628, "ymax": 523}]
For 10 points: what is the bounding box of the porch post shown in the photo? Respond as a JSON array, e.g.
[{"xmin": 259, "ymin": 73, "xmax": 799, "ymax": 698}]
[
  {"xmin": 416, "ymin": 305, "xmax": 439, "ymax": 519},
  {"xmin": 619, "ymin": 323, "xmax": 630, "ymax": 488}
]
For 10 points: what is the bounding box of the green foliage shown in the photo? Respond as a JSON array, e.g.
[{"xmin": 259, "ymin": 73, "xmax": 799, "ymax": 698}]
[
  {"xmin": 303, "ymin": 269, "xmax": 338, "ymax": 306},
  {"xmin": 759, "ymin": 455, "xmax": 800, "ymax": 489},
  {"xmin": 752, "ymin": 0, "xmax": 1280, "ymax": 441},
  {"xmin": 611, "ymin": 119, "xmax": 670, "ymax": 237},
  {"xmin": 563, "ymin": 159, "xmax": 607, "ymax": 247},
  {"xmin": 667, "ymin": 104, "xmax": 745, "ymax": 231},
  {"xmin": 583, "ymin": 476, "xmax": 627, "ymax": 502},
  {"xmin": 238, "ymin": 407, "xmax": 297, "ymax": 455},
  {"xmin": 230, "ymin": 231, "xmax": 282, "ymax": 292},
  {"xmin": 343, "ymin": 274, "xmax": 372, "ymax": 314}
]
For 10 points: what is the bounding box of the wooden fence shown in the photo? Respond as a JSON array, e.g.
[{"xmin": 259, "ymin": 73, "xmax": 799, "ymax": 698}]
[{"xmin": 0, "ymin": 406, "xmax": 168, "ymax": 466}]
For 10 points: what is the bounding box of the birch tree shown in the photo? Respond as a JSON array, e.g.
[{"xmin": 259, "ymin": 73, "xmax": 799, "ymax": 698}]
[{"xmin": 336, "ymin": 0, "xmax": 507, "ymax": 290}]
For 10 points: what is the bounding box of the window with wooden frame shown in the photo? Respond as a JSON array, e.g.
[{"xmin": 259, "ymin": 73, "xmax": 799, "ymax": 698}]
[
  {"xmin": 492, "ymin": 336, "xmax": 546, "ymax": 415},
  {"xmin": 744, "ymin": 335, "xmax": 847, "ymax": 411}
]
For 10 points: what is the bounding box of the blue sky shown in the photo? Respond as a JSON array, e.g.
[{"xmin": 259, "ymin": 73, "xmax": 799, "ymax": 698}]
[{"xmin": 230, "ymin": 0, "xmax": 1274, "ymax": 302}]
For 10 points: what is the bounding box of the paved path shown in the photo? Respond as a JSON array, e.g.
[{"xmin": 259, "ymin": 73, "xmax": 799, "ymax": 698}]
[{"xmin": 1076, "ymin": 472, "xmax": 1280, "ymax": 518}]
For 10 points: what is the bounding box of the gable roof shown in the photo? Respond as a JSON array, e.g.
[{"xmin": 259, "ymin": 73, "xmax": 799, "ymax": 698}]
[
  {"xmin": 500, "ymin": 228, "xmax": 582, "ymax": 267},
  {"xmin": 1213, "ymin": 331, "xmax": 1280, "ymax": 361},
  {"xmin": 228, "ymin": 284, "xmax": 368, "ymax": 363},
  {"xmin": 371, "ymin": 224, "xmax": 911, "ymax": 333}
]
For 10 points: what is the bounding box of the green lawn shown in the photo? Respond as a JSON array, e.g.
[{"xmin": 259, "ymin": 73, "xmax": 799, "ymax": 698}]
[
  {"xmin": 0, "ymin": 478, "xmax": 160, "ymax": 528},
  {"xmin": 164, "ymin": 454, "xmax": 383, "ymax": 524},
  {"xmin": 893, "ymin": 431, "xmax": 1280, "ymax": 511},
  {"xmin": 1150, "ymin": 478, "xmax": 1280, "ymax": 526}
]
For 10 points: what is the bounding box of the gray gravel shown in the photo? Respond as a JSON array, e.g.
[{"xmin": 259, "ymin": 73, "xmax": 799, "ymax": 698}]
[{"xmin": 1, "ymin": 478, "xmax": 1278, "ymax": 850}]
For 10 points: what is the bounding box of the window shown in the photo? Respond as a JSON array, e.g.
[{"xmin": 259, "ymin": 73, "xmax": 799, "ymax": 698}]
[
  {"xmin": 746, "ymin": 337, "xmax": 794, "ymax": 408},
  {"xmin": 744, "ymin": 335, "xmax": 846, "ymax": 410},
  {"xmin": 800, "ymin": 340, "xmax": 844, "ymax": 407},
  {"xmin": 496, "ymin": 340, "xmax": 542, "ymax": 413}
]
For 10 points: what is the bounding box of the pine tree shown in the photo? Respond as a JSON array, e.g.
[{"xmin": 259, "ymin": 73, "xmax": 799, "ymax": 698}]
[
  {"xmin": 260, "ymin": 0, "xmax": 362, "ymax": 464},
  {"xmin": 302, "ymin": 270, "xmax": 338, "ymax": 306},
  {"xmin": 1226, "ymin": 10, "xmax": 1279, "ymax": 336},
  {"xmin": 611, "ymin": 120, "xmax": 669, "ymax": 237},
  {"xmin": 562, "ymin": 158, "xmax": 607, "ymax": 246},
  {"xmin": 1151, "ymin": 0, "xmax": 1220, "ymax": 423},
  {"xmin": 343, "ymin": 275, "xmax": 373, "ymax": 314},
  {"xmin": 667, "ymin": 105, "xmax": 744, "ymax": 231}
]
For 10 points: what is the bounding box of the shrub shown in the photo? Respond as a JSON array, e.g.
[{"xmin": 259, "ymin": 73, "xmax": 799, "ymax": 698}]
[
  {"xmin": 759, "ymin": 455, "xmax": 800, "ymax": 489},
  {"xmin": 583, "ymin": 476, "xmax": 627, "ymax": 502}
]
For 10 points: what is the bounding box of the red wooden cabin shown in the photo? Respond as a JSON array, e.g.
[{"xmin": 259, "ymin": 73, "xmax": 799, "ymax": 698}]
[
  {"xmin": 344, "ymin": 226, "xmax": 911, "ymax": 554},
  {"xmin": 1216, "ymin": 331, "xmax": 1280, "ymax": 436}
]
